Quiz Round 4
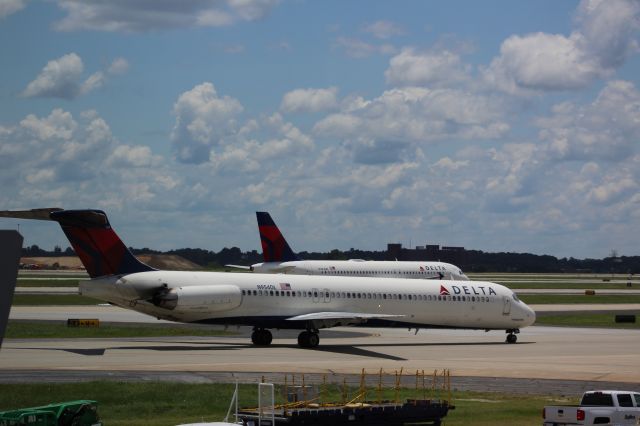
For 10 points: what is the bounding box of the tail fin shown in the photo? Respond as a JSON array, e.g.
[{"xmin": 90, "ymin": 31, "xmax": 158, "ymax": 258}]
[
  {"xmin": 256, "ymin": 212, "xmax": 299, "ymax": 262},
  {"xmin": 0, "ymin": 208, "xmax": 154, "ymax": 278}
]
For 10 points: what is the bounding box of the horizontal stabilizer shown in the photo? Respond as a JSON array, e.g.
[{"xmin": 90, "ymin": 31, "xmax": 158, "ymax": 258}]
[{"xmin": 0, "ymin": 208, "xmax": 63, "ymax": 221}]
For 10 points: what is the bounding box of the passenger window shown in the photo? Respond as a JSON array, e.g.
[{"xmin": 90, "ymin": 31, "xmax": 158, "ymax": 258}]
[
  {"xmin": 269, "ymin": 290, "xmax": 274, "ymax": 296},
  {"xmin": 633, "ymin": 394, "xmax": 640, "ymax": 406},
  {"xmin": 617, "ymin": 394, "xmax": 634, "ymax": 407}
]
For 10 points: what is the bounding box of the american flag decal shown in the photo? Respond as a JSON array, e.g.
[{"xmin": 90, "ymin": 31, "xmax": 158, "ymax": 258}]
[{"xmin": 280, "ymin": 283, "xmax": 291, "ymax": 291}]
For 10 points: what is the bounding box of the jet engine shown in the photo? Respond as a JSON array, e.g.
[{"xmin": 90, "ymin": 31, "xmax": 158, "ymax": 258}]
[{"xmin": 151, "ymin": 284, "xmax": 241, "ymax": 312}]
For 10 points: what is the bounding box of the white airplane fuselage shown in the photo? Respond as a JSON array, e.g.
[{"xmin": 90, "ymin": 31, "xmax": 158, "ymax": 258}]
[
  {"xmin": 80, "ymin": 271, "xmax": 534, "ymax": 331},
  {"xmin": 250, "ymin": 260, "xmax": 469, "ymax": 280}
]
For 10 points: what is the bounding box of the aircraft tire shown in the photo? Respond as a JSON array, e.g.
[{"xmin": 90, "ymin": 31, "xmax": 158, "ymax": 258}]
[
  {"xmin": 297, "ymin": 331, "xmax": 310, "ymax": 348},
  {"xmin": 297, "ymin": 331, "xmax": 320, "ymax": 348},
  {"xmin": 307, "ymin": 332, "xmax": 319, "ymax": 348},
  {"xmin": 506, "ymin": 333, "xmax": 517, "ymax": 344},
  {"xmin": 252, "ymin": 329, "xmax": 272, "ymax": 346}
]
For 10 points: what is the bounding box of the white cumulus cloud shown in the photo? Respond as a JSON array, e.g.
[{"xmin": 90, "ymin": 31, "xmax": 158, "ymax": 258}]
[
  {"xmin": 0, "ymin": 0, "xmax": 26, "ymax": 18},
  {"xmin": 108, "ymin": 57, "xmax": 129, "ymax": 75},
  {"xmin": 483, "ymin": 0, "xmax": 640, "ymax": 93},
  {"xmin": 22, "ymin": 53, "xmax": 128, "ymax": 99},
  {"xmin": 170, "ymin": 82, "xmax": 244, "ymax": 164},
  {"xmin": 281, "ymin": 87, "xmax": 338, "ymax": 113},
  {"xmin": 313, "ymin": 87, "xmax": 509, "ymax": 146},
  {"xmin": 54, "ymin": 0, "xmax": 281, "ymax": 32},
  {"xmin": 22, "ymin": 53, "xmax": 85, "ymax": 99},
  {"xmin": 537, "ymin": 80, "xmax": 640, "ymax": 161},
  {"xmin": 385, "ymin": 49, "xmax": 470, "ymax": 87}
]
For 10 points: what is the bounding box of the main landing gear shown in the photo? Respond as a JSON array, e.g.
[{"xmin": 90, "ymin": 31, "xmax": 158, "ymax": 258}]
[
  {"xmin": 251, "ymin": 328, "xmax": 272, "ymax": 346},
  {"xmin": 250, "ymin": 328, "xmax": 321, "ymax": 348},
  {"xmin": 297, "ymin": 330, "xmax": 320, "ymax": 349},
  {"xmin": 505, "ymin": 328, "xmax": 519, "ymax": 344}
]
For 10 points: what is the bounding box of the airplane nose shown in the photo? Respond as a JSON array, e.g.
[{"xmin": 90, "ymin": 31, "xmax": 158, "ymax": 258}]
[{"xmin": 526, "ymin": 304, "xmax": 536, "ymax": 326}]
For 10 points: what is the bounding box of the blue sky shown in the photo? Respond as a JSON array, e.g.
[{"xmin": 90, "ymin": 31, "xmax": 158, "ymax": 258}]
[{"xmin": 1, "ymin": 0, "xmax": 639, "ymax": 259}]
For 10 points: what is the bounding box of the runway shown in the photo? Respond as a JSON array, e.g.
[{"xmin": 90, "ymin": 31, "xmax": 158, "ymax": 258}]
[
  {"xmin": 4, "ymin": 303, "xmax": 640, "ymax": 397},
  {"xmin": 2, "ymin": 321, "xmax": 639, "ymax": 384}
]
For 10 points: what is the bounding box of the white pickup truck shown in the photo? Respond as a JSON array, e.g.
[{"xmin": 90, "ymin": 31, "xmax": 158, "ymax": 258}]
[{"xmin": 543, "ymin": 390, "xmax": 640, "ymax": 426}]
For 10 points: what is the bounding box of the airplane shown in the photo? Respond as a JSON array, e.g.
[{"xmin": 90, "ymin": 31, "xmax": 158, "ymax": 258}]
[
  {"xmin": 227, "ymin": 212, "xmax": 470, "ymax": 281},
  {"xmin": 0, "ymin": 208, "xmax": 535, "ymax": 347}
]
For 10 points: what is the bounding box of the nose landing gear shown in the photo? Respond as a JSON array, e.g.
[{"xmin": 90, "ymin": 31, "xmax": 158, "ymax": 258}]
[{"xmin": 505, "ymin": 328, "xmax": 519, "ymax": 344}]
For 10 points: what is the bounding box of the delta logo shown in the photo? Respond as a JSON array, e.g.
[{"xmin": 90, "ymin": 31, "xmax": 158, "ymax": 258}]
[{"xmin": 440, "ymin": 285, "xmax": 497, "ymax": 296}]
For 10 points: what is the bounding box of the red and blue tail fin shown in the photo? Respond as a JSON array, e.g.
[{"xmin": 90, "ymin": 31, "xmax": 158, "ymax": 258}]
[
  {"xmin": 256, "ymin": 212, "xmax": 299, "ymax": 262},
  {"xmin": 0, "ymin": 208, "xmax": 154, "ymax": 278}
]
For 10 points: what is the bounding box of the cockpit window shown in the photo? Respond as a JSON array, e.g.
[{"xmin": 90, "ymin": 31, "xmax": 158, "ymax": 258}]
[{"xmin": 512, "ymin": 293, "xmax": 520, "ymax": 302}]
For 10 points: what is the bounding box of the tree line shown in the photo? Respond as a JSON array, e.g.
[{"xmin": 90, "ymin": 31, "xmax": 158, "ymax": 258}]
[{"xmin": 21, "ymin": 244, "xmax": 640, "ymax": 274}]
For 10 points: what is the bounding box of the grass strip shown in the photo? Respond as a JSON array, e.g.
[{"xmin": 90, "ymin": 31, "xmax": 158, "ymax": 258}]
[
  {"xmin": 535, "ymin": 313, "xmax": 639, "ymax": 329},
  {"xmin": 12, "ymin": 294, "xmax": 100, "ymax": 305},
  {"xmin": 4, "ymin": 320, "xmax": 238, "ymax": 339},
  {"xmin": 507, "ymin": 282, "xmax": 636, "ymax": 290},
  {"xmin": 520, "ymin": 294, "xmax": 640, "ymax": 304},
  {"xmin": 16, "ymin": 279, "xmax": 80, "ymax": 287},
  {"xmin": 0, "ymin": 382, "xmax": 557, "ymax": 426}
]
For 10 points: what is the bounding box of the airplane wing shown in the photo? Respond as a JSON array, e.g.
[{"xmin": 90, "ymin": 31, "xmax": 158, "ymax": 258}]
[
  {"xmin": 224, "ymin": 264, "xmax": 252, "ymax": 270},
  {"xmin": 259, "ymin": 265, "xmax": 297, "ymax": 273},
  {"xmin": 424, "ymin": 272, "xmax": 446, "ymax": 280},
  {"xmin": 286, "ymin": 311, "xmax": 404, "ymax": 329},
  {"xmin": 270, "ymin": 266, "xmax": 297, "ymax": 273}
]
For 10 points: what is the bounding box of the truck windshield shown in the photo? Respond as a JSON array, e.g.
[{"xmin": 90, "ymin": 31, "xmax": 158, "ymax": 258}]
[{"xmin": 581, "ymin": 393, "xmax": 614, "ymax": 406}]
